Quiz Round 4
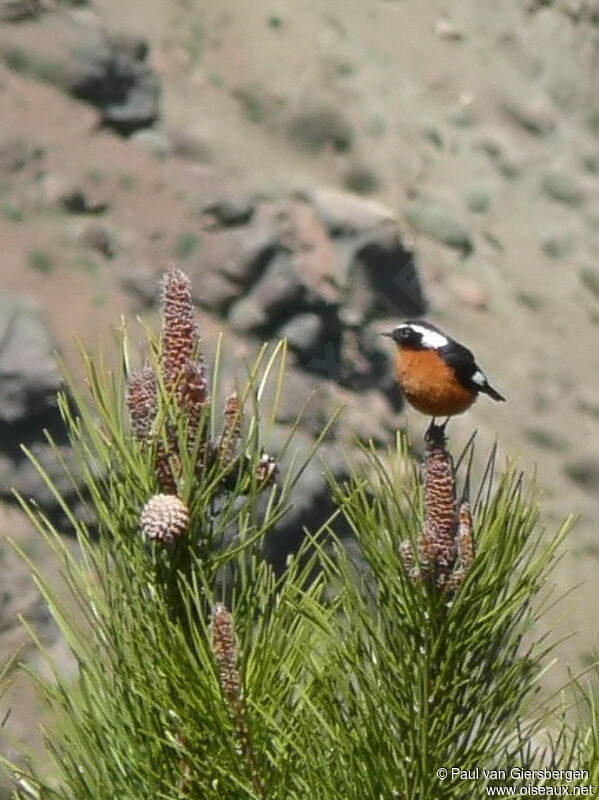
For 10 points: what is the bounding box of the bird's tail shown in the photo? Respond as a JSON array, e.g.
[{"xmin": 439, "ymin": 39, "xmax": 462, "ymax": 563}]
[{"xmin": 481, "ymin": 382, "xmax": 506, "ymax": 402}]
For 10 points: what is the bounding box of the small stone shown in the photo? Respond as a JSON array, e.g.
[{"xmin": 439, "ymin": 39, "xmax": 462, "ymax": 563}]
[
  {"xmin": 39, "ymin": 173, "xmax": 78, "ymax": 206},
  {"xmin": 201, "ymin": 196, "xmax": 255, "ymax": 227},
  {"xmin": 79, "ymin": 223, "xmax": 116, "ymax": 258},
  {"xmin": 306, "ymin": 187, "xmax": 395, "ymax": 235},
  {"xmin": 435, "ymin": 18, "xmax": 464, "ymax": 40},
  {"xmin": 40, "ymin": 174, "xmax": 108, "ymax": 214},
  {"xmin": 343, "ymin": 163, "xmax": 381, "ymax": 195},
  {"xmin": 170, "ymin": 129, "xmax": 213, "ymax": 163},
  {"xmin": 404, "ymin": 202, "xmax": 473, "ymax": 254},
  {"xmin": 0, "ymin": 0, "xmax": 44, "ymax": 22},
  {"xmin": 502, "ymin": 97, "xmax": 557, "ymax": 137},
  {"xmin": 541, "ymin": 171, "xmax": 585, "ymax": 206},
  {"xmin": 130, "ymin": 128, "xmax": 172, "ymax": 160}
]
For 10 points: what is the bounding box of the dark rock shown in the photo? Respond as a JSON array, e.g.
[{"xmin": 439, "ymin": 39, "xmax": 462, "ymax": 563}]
[
  {"xmin": 264, "ymin": 428, "xmax": 351, "ymax": 572},
  {"xmin": 202, "ymin": 196, "xmax": 256, "ymax": 228},
  {"xmin": 0, "ymin": 296, "xmax": 61, "ymax": 423},
  {"xmin": 336, "ymin": 325, "xmax": 391, "ymax": 391},
  {"xmin": 79, "ymin": 222, "xmax": 116, "ymax": 257},
  {"xmin": 346, "ymin": 223, "xmax": 425, "ymax": 321},
  {"xmin": 0, "ymin": 0, "xmax": 44, "ymax": 23},
  {"xmin": 404, "ymin": 201, "xmax": 473, "ymax": 254},
  {"xmin": 301, "ymin": 189, "xmax": 425, "ymax": 322},
  {"xmin": 219, "ymin": 203, "xmax": 282, "ymax": 286},
  {"xmin": 66, "ymin": 30, "xmax": 161, "ymax": 135},
  {"xmin": 58, "ymin": 185, "xmax": 108, "ymax": 214},
  {"xmin": 227, "ymin": 252, "xmax": 305, "ymax": 332}
]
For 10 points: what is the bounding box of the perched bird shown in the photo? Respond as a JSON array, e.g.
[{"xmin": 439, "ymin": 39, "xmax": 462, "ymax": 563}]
[{"xmin": 383, "ymin": 320, "xmax": 505, "ymax": 426}]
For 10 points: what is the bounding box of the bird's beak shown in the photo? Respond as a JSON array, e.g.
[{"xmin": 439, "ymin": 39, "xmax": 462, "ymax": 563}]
[{"xmin": 381, "ymin": 331, "xmax": 393, "ymax": 338}]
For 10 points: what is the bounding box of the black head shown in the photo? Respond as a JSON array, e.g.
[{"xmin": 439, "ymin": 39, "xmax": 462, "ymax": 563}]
[{"xmin": 382, "ymin": 321, "xmax": 449, "ymax": 350}]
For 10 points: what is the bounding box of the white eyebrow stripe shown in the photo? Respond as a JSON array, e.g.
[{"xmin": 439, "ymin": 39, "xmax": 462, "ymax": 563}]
[
  {"xmin": 471, "ymin": 370, "xmax": 486, "ymax": 386},
  {"xmin": 406, "ymin": 324, "xmax": 449, "ymax": 349}
]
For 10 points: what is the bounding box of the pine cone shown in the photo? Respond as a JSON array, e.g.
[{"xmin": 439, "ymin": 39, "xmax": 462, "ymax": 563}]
[{"xmin": 140, "ymin": 493, "xmax": 189, "ymax": 543}]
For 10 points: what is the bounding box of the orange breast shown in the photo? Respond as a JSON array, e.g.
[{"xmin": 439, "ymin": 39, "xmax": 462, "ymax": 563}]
[{"xmin": 395, "ymin": 348, "xmax": 476, "ymax": 417}]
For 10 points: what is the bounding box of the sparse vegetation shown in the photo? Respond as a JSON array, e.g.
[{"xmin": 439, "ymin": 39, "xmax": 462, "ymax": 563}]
[
  {"xmin": 0, "ymin": 45, "xmax": 64, "ymax": 86},
  {"xmin": 27, "ymin": 249, "xmax": 55, "ymax": 274},
  {"xmin": 232, "ymin": 84, "xmax": 284, "ymax": 125},
  {"xmin": 118, "ymin": 173, "xmax": 138, "ymax": 190},
  {"xmin": 87, "ymin": 168, "xmax": 105, "ymax": 185},
  {"xmin": 580, "ymin": 267, "xmax": 599, "ymax": 299},
  {"xmin": 1, "ymin": 266, "xmax": 584, "ymax": 800},
  {"xmin": 174, "ymin": 230, "xmax": 201, "ymax": 259},
  {"xmin": 288, "ymin": 106, "xmax": 354, "ymax": 152},
  {"xmin": 343, "ymin": 162, "xmax": 381, "ymax": 194},
  {"xmin": 526, "ymin": 425, "xmax": 568, "ymax": 451},
  {"xmin": 516, "ymin": 290, "xmax": 544, "ymax": 310},
  {"xmin": 0, "ymin": 202, "xmax": 25, "ymax": 222},
  {"xmin": 563, "ymin": 458, "xmax": 599, "ymax": 490}
]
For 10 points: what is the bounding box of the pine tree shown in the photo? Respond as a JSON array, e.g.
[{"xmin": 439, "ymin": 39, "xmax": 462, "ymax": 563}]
[{"xmin": 1, "ymin": 266, "xmax": 586, "ymax": 799}]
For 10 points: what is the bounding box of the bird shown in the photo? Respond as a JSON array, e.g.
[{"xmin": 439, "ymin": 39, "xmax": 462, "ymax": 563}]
[{"xmin": 383, "ymin": 320, "xmax": 505, "ymax": 429}]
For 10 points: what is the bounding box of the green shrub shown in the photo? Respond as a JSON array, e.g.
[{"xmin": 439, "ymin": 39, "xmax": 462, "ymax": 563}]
[{"xmin": 1, "ymin": 267, "xmax": 586, "ymax": 799}]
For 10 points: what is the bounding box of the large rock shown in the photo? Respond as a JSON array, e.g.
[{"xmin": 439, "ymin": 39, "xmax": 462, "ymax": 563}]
[
  {"xmin": 228, "ymin": 252, "xmax": 306, "ymax": 333},
  {"xmin": 304, "ymin": 189, "xmax": 426, "ymax": 322},
  {"xmin": 0, "ymin": 296, "xmax": 61, "ymax": 423},
  {"xmin": 404, "ymin": 201, "xmax": 474, "ymax": 254},
  {"xmin": 66, "ymin": 30, "xmax": 161, "ymax": 135},
  {"xmin": 0, "ymin": 298, "xmax": 89, "ymax": 526}
]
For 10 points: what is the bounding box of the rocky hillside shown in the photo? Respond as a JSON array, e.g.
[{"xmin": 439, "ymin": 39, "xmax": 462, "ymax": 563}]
[{"xmin": 0, "ymin": 0, "xmax": 599, "ymax": 769}]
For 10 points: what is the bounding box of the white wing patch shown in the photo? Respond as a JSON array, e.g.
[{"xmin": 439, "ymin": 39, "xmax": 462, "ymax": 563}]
[
  {"xmin": 471, "ymin": 370, "xmax": 486, "ymax": 387},
  {"xmin": 408, "ymin": 324, "xmax": 448, "ymax": 349}
]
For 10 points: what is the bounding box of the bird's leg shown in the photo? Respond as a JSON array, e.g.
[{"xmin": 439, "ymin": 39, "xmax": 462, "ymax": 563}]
[
  {"xmin": 427, "ymin": 417, "xmax": 437, "ymax": 436},
  {"xmin": 440, "ymin": 416, "xmax": 451, "ymax": 431}
]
